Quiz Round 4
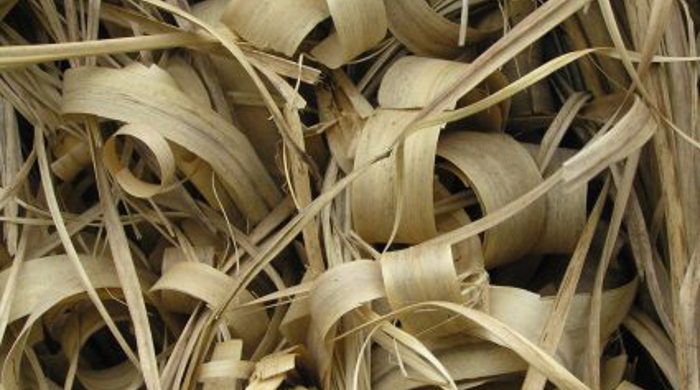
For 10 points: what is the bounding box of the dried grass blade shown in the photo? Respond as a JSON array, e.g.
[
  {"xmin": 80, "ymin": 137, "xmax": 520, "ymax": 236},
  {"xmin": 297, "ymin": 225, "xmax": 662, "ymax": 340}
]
[
  {"xmin": 521, "ymin": 178, "xmax": 610, "ymax": 390},
  {"xmin": 87, "ymin": 123, "xmax": 162, "ymax": 390}
]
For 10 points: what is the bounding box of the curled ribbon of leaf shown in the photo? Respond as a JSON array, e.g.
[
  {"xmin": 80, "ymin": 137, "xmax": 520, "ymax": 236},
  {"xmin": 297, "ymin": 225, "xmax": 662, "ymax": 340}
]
[{"xmin": 222, "ymin": 0, "xmax": 387, "ymax": 68}]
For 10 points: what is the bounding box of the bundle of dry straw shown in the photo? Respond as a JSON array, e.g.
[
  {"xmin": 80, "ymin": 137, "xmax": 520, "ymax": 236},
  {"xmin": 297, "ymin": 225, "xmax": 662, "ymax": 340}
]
[{"xmin": 0, "ymin": 0, "xmax": 698, "ymax": 389}]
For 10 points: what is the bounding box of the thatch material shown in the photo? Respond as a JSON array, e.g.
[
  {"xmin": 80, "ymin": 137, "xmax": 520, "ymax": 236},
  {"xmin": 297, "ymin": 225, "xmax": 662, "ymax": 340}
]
[{"xmin": 0, "ymin": 0, "xmax": 698, "ymax": 389}]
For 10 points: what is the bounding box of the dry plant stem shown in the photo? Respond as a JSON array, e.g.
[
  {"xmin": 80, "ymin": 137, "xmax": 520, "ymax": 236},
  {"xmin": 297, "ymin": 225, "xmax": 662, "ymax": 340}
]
[
  {"xmin": 679, "ymin": 238, "xmax": 700, "ymax": 390},
  {"xmin": 623, "ymin": 310, "xmax": 679, "ymax": 389},
  {"xmin": 0, "ymin": 26, "xmax": 321, "ymax": 83},
  {"xmin": 0, "ymin": 0, "xmax": 697, "ymax": 388},
  {"xmin": 646, "ymin": 43, "xmax": 692, "ymax": 390},
  {"xmin": 284, "ymin": 106, "xmax": 325, "ymax": 273},
  {"xmin": 214, "ymin": 150, "xmax": 390, "ymax": 316},
  {"xmin": 87, "ymin": 121, "xmax": 162, "ymax": 390},
  {"xmin": 596, "ymin": 8, "xmax": 693, "ymax": 386},
  {"xmin": 0, "ymin": 31, "xmax": 216, "ymax": 68},
  {"xmin": 159, "ymin": 306, "xmax": 202, "ymax": 388},
  {"xmin": 536, "ymin": 92, "xmax": 590, "ymax": 171},
  {"xmin": 651, "ymin": 87, "xmax": 694, "ymax": 390},
  {"xmin": 651, "ymin": 56, "xmax": 694, "ymax": 390},
  {"xmin": 341, "ymin": 301, "xmax": 589, "ymax": 390},
  {"xmin": 34, "ymin": 125, "xmax": 140, "ymax": 367},
  {"xmin": 522, "ymin": 177, "xmax": 610, "ymax": 390},
  {"xmin": 400, "ymin": 0, "xmax": 593, "ymax": 143},
  {"xmin": 586, "ymin": 150, "xmax": 640, "ymax": 389},
  {"xmin": 2, "ymin": 102, "xmax": 21, "ymax": 256},
  {"xmin": 624, "ymin": 192, "xmax": 673, "ymax": 335}
]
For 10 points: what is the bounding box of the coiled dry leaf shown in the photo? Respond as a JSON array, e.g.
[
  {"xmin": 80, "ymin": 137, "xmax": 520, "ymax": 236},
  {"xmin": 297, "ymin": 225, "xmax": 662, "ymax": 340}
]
[{"xmin": 0, "ymin": 0, "xmax": 697, "ymax": 389}]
